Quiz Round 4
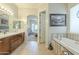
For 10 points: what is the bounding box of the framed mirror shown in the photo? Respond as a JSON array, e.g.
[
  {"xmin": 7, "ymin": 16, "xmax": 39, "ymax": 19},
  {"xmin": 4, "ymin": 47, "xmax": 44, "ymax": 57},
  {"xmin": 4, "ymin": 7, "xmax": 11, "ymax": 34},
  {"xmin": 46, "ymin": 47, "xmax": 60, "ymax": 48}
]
[
  {"xmin": 0, "ymin": 14, "xmax": 9, "ymax": 33},
  {"xmin": 13, "ymin": 21, "xmax": 21, "ymax": 29}
]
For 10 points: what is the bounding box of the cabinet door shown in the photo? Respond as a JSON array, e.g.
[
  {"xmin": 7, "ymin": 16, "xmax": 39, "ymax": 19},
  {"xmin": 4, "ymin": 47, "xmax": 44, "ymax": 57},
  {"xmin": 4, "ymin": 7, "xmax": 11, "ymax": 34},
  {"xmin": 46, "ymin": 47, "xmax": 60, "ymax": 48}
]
[
  {"xmin": 2, "ymin": 38, "xmax": 10, "ymax": 53},
  {"xmin": 0, "ymin": 38, "xmax": 10, "ymax": 54},
  {"xmin": 53, "ymin": 41, "xmax": 58, "ymax": 55},
  {"xmin": 61, "ymin": 46, "xmax": 68, "ymax": 55},
  {"xmin": 61, "ymin": 46, "xmax": 73, "ymax": 55},
  {"xmin": 52, "ymin": 40, "xmax": 62, "ymax": 55},
  {"xmin": 0, "ymin": 40, "xmax": 3, "ymax": 54},
  {"xmin": 10, "ymin": 33, "xmax": 24, "ymax": 52},
  {"xmin": 55, "ymin": 42, "xmax": 58, "ymax": 55},
  {"xmin": 52, "ymin": 40, "xmax": 56, "ymax": 54},
  {"xmin": 52, "ymin": 40, "xmax": 59, "ymax": 55},
  {"xmin": 57, "ymin": 44, "xmax": 62, "ymax": 55}
]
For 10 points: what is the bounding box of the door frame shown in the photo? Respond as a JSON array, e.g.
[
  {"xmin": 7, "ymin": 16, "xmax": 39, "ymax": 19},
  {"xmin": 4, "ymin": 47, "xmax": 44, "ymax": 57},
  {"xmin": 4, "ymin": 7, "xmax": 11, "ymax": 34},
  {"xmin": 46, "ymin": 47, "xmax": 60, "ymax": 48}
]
[
  {"xmin": 26, "ymin": 15, "xmax": 38, "ymax": 41},
  {"xmin": 38, "ymin": 10, "xmax": 46, "ymax": 43}
]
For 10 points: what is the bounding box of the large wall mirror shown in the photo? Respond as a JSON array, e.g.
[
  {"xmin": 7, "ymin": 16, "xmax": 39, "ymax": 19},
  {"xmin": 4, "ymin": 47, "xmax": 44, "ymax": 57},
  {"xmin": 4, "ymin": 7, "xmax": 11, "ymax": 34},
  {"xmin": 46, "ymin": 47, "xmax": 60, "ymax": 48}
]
[
  {"xmin": 0, "ymin": 14, "xmax": 9, "ymax": 33},
  {"xmin": 13, "ymin": 21, "xmax": 21, "ymax": 29}
]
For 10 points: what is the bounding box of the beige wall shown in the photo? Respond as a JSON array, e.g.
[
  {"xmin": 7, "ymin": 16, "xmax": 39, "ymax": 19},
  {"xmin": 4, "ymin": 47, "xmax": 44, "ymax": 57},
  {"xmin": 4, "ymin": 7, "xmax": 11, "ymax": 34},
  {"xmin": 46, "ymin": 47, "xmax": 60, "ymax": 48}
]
[
  {"xmin": 17, "ymin": 4, "xmax": 48, "ymax": 30},
  {"xmin": 46, "ymin": 3, "xmax": 67, "ymax": 46},
  {"xmin": 18, "ymin": 8, "xmax": 38, "ymax": 19},
  {"xmin": 18, "ymin": 8, "xmax": 38, "ymax": 30}
]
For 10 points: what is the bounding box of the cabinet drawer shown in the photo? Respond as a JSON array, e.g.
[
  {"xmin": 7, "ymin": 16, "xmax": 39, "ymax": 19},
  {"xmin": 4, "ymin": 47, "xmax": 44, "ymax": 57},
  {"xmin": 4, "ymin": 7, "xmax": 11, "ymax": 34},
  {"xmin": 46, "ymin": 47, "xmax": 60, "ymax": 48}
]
[
  {"xmin": 10, "ymin": 36, "xmax": 18, "ymax": 42},
  {"xmin": 0, "ymin": 40, "xmax": 3, "ymax": 51}
]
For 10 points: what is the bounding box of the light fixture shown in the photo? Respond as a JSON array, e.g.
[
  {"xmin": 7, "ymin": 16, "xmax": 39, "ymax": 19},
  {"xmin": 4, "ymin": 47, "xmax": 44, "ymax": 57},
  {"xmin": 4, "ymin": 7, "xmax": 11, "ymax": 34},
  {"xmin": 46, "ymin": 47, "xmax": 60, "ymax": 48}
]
[{"xmin": 0, "ymin": 5, "xmax": 14, "ymax": 15}]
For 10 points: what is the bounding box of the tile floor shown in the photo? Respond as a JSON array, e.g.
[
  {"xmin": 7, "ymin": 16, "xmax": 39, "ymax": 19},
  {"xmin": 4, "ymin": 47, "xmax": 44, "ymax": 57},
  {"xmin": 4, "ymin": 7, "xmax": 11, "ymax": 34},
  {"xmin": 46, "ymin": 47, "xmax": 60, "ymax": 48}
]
[
  {"xmin": 28, "ymin": 34, "xmax": 37, "ymax": 41},
  {"xmin": 11, "ymin": 41, "xmax": 54, "ymax": 55}
]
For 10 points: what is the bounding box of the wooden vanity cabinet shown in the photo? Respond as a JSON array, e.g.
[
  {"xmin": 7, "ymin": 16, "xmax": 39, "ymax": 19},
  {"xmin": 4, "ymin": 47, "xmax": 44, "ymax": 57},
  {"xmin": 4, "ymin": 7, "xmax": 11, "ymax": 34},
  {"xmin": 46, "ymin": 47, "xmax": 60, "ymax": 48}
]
[
  {"xmin": 0, "ymin": 32, "xmax": 25, "ymax": 55},
  {"xmin": 10, "ymin": 33, "xmax": 25, "ymax": 52},
  {"xmin": 0, "ymin": 37, "xmax": 10, "ymax": 55}
]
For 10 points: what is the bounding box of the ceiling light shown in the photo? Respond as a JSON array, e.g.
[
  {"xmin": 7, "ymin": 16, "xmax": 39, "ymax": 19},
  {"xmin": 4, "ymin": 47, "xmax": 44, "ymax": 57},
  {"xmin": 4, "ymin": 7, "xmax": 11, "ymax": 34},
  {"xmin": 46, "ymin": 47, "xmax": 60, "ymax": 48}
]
[{"xmin": 0, "ymin": 5, "xmax": 14, "ymax": 15}]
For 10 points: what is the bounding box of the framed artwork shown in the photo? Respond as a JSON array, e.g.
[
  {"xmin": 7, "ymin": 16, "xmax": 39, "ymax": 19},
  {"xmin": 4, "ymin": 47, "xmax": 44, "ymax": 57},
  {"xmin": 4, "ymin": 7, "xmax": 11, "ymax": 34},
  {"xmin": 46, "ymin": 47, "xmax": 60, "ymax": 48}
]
[{"xmin": 50, "ymin": 14, "xmax": 66, "ymax": 26}]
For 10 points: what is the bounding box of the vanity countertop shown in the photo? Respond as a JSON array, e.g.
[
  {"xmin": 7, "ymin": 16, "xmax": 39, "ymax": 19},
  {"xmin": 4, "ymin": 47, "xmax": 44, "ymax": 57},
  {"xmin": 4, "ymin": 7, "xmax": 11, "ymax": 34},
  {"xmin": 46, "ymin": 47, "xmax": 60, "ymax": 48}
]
[
  {"xmin": 0, "ymin": 30, "xmax": 25, "ymax": 39},
  {"xmin": 53, "ymin": 37, "xmax": 79, "ymax": 55}
]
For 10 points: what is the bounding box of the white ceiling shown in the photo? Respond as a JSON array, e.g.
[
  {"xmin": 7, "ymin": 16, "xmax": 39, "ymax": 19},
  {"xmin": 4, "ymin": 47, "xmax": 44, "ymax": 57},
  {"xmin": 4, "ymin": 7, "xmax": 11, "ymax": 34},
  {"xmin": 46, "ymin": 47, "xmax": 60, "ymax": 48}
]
[{"xmin": 15, "ymin": 3, "xmax": 47, "ymax": 8}]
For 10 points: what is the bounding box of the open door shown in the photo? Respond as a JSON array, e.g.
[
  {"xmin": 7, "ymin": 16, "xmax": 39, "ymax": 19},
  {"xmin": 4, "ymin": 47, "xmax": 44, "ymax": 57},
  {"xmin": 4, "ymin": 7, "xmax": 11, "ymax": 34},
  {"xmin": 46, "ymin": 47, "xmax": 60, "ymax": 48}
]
[{"xmin": 39, "ymin": 11, "xmax": 46, "ymax": 43}]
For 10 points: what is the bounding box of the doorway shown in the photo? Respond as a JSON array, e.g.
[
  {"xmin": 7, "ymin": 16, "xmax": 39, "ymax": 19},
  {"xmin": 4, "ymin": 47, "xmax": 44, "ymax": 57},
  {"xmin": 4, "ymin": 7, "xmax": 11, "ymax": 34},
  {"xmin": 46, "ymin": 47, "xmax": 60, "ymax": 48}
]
[
  {"xmin": 27, "ymin": 15, "xmax": 38, "ymax": 41},
  {"xmin": 39, "ymin": 11, "xmax": 46, "ymax": 43}
]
